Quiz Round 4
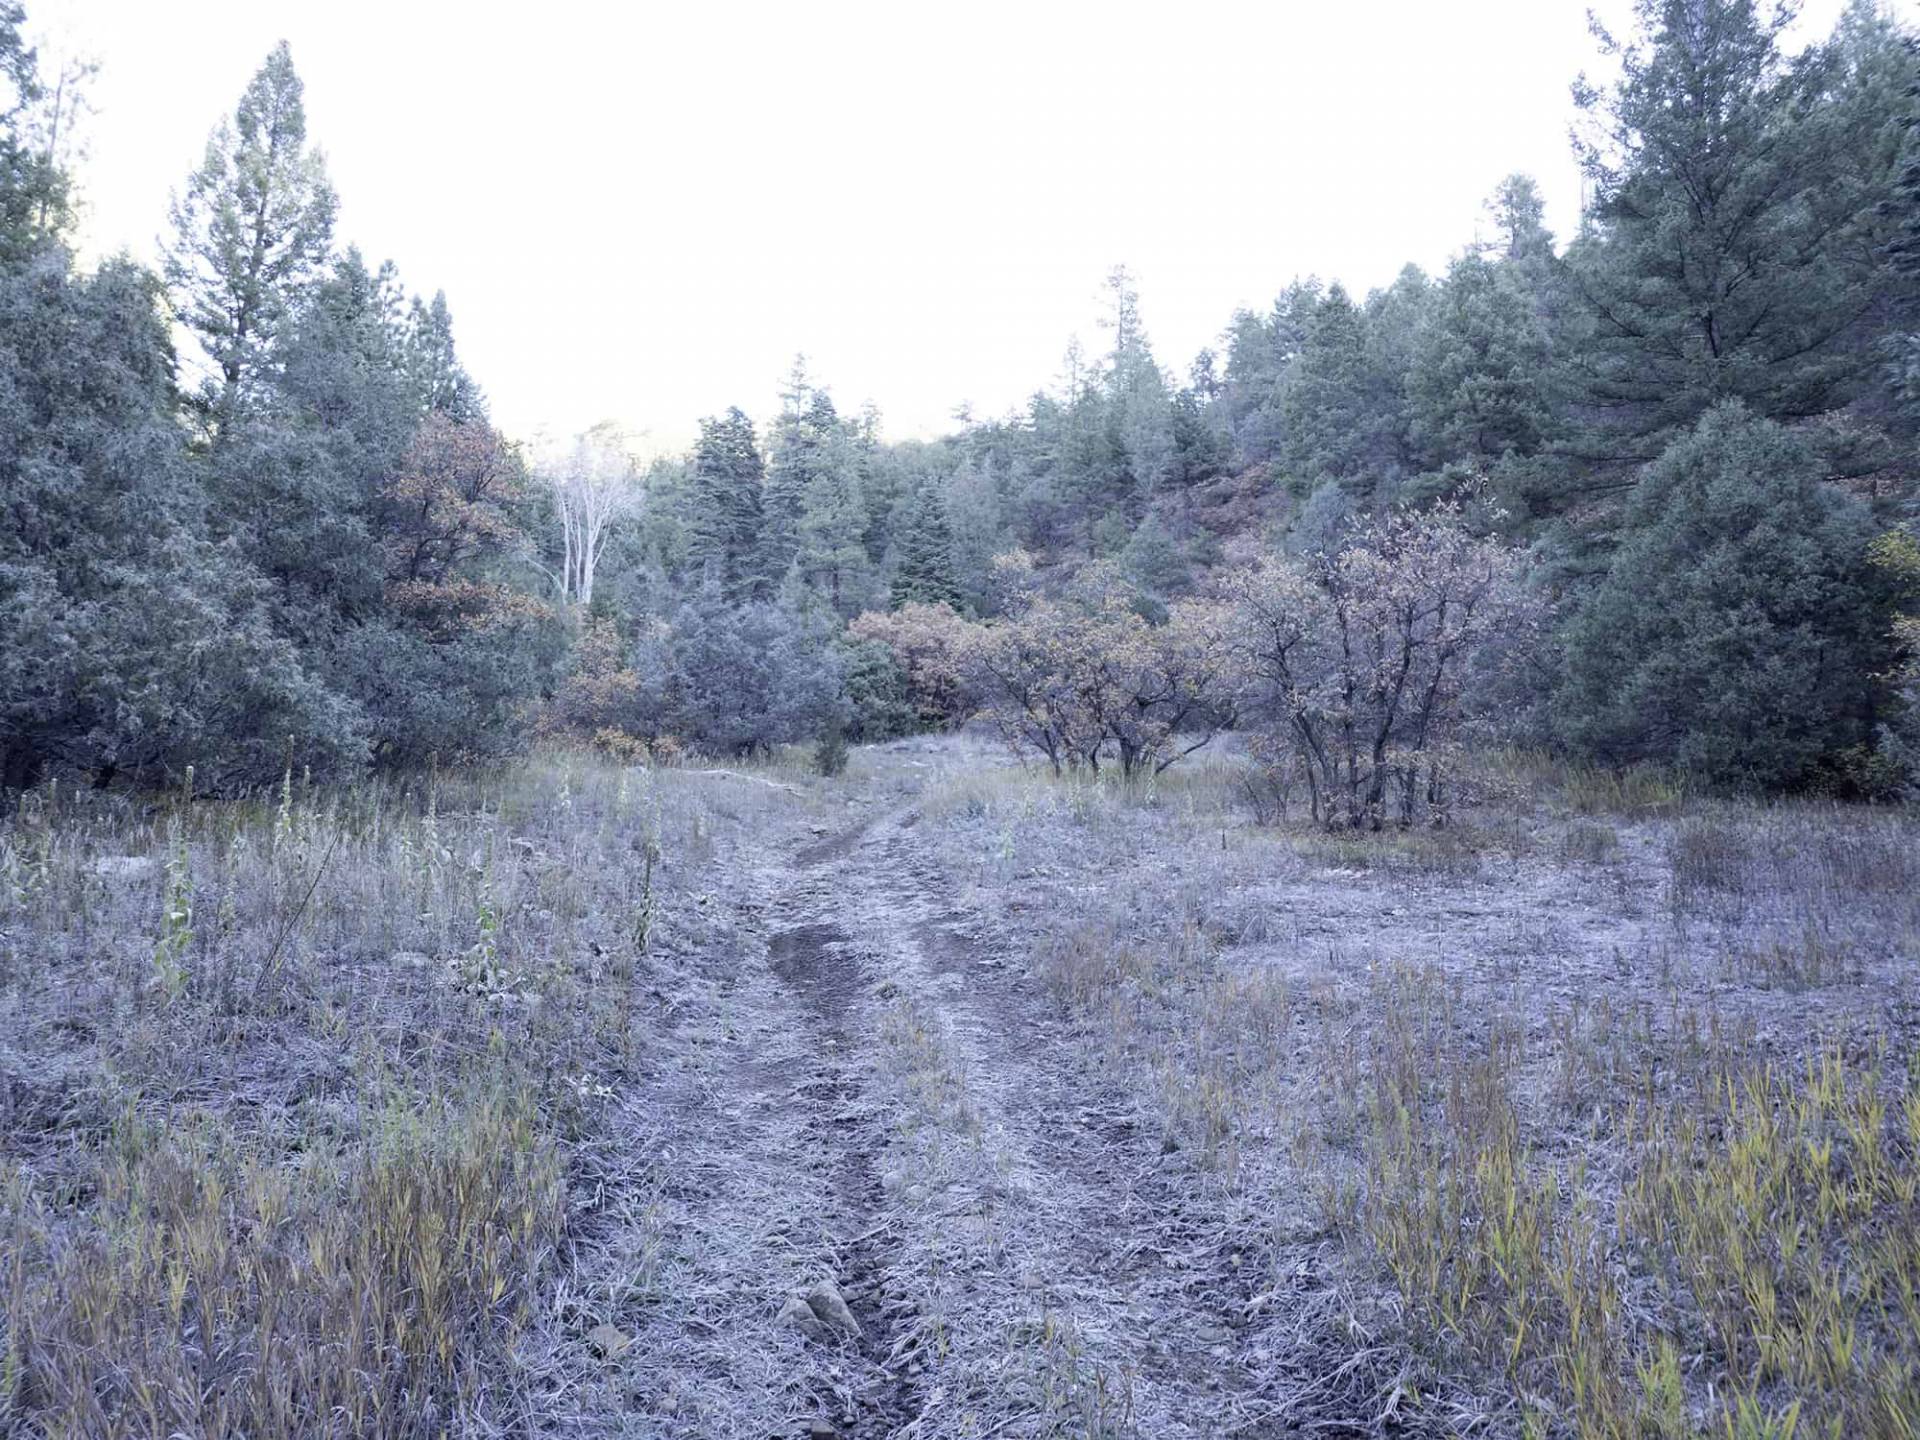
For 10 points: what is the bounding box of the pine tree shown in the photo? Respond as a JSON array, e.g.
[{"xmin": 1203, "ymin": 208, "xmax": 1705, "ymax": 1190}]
[
  {"xmin": 165, "ymin": 41, "xmax": 336, "ymax": 420},
  {"xmin": 764, "ymin": 359, "xmax": 845, "ymax": 588},
  {"xmin": 941, "ymin": 455, "xmax": 1006, "ymax": 611},
  {"xmin": 1860, "ymin": 4, "xmax": 1920, "ymax": 429},
  {"xmin": 1219, "ymin": 279, "xmax": 1319, "ymax": 463},
  {"xmin": 1279, "ymin": 283, "xmax": 1385, "ymax": 494},
  {"xmin": 1102, "ymin": 266, "xmax": 1176, "ymax": 502},
  {"xmin": 0, "ymin": 2, "xmax": 66, "ymax": 261},
  {"xmin": 1483, "ymin": 173, "xmax": 1554, "ymax": 266},
  {"xmin": 1362, "ymin": 266, "xmax": 1435, "ymax": 483},
  {"xmin": 796, "ymin": 424, "xmax": 878, "ymax": 616},
  {"xmin": 686, "ymin": 407, "xmax": 769, "ymax": 600},
  {"xmin": 218, "ymin": 250, "xmax": 401, "ymax": 635},
  {"xmin": 405, "ymin": 291, "xmax": 484, "ymax": 421},
  {"xmin": 1565, "ymin": 0, "xmax": 1898, "ymax": 463},
  {"xmin": 890, "ymin": 481, "xmax": 963, "ymax": 610},
  {"xmin": 1409, "ymin": 252, "xmax": 1557, "ymax": 469}
]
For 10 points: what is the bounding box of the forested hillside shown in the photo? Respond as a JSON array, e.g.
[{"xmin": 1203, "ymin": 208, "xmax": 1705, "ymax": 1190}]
[{"xmin": 4, "ymin": 0, "xmax": 1920, "ymax": 806}]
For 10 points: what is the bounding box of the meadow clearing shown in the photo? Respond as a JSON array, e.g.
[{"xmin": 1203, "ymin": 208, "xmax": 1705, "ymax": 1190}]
[{"xmin": 2, "ymin": 738, "xmax": 1916, "ymax": 1438}]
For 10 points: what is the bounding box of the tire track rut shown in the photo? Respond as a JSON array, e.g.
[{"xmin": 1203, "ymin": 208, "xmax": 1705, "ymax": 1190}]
[{"xmin": 763, "ymin": 801, "xmax": 1279, "ymax": 1438}]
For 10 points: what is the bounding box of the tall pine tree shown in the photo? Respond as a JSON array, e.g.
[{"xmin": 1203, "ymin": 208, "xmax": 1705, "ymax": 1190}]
[
  {"xmin": 889, "ymin": 479, "xmax": 963, "ymax": 610},
  {"xmin": 166, "ymin": 41, "xmax": 336, "ymax": 422},
  {"xmin": 1565, "ymin": 0, "xmax": 1902, "ymax": 465},
  {"xmin": 686, "ymin": 406, "xmax": 769, "ymax": 601}
]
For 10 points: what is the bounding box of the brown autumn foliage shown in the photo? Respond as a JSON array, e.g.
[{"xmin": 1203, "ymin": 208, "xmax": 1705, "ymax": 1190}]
[
  {"xmin": 379, "ymin": 414, "xmax": 545, "ymax": 640},
  {"xmin": 848, "ymin": 602, "xmax": 976, "ymax": 732},
  {"xmin": 855, "ymin": 561, "xmax": 1235, "ymax": 779}
]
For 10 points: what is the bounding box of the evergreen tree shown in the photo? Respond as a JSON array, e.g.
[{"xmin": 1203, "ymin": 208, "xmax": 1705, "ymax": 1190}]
[
  {"xmin": 686, "ymin": 406, "xmax": 769, "ymax": 600},
  {"xmin": 405, "ymin": 290, "xmax": 484, "ymax": 421},
  {"xmin": 1409, "ymin": 251, "xmax": 1558, "ymax": 470},
  {"xmin": 0, "ymin": 253, "xmax": 355, "ymax": 788},
  {"xmin": 1483, "ymin": 173, "xmax": 1555, "ymax": 266},
  {"xmin": 1219, "ymin": 280, "xmax": 1319, "ymax": 463},
  {"xmin": 165, "ymin": 41, "xmax": 336, "ymax": 420},
  {"xmin": 939, "ymin": 452, "xmax": 1006, "ymax": 612},
  {"xmin": 1102, "ymin": 266, "xmax": 1176, "ymax": 503},
  {"xmin": 212, "ymin": 250, "xmax": 400, "ymax": 640},
  {"xmin": 1049, "ymin": 336, "xmax": 1126, "ymax": 551},
  {"xmin": 666, "ymin": 576, "xmax": 843, "ymax": 755},
  {"xmin": 1566, "ymin": 0, "xmax": 1900, "ymax": 463},
  {"xmin": 1279, "ymin": 283, "xmax": 1389, "ymax": 496},
  {"xmin": 1168, "ymin": 381, "xmax": 1228, "ymax": 487},
  {"xmin": 1555, "ymin": 403, "xmax": 1885, "ymax": 789},
  {"xmin": 795, "ymin": 421, "xmax": 878, "ymax": 616},
  {"xmin": 765, "ymin": 359, "xmax": 869, "ymax": 598},
  {"xmin": 890, "ymin": 480, "xmax": 963, "ymax": 609},
  {"xmin": 0, "ymin": 2, "xmax": 65, "ymax": 261},
  {"xmin": 1361, "ymin": 265, "xmax": 1434, "ymax": 482}
]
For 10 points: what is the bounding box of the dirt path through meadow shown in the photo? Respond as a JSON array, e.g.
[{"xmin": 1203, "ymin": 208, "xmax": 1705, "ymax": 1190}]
[
  {"xmin": 595, "ymin": 754, "xmax": 1324, "ymax": 1437},
  {"xmin": 738, "ymin": 785, "xmax": 1293, "ymax": 1437}
]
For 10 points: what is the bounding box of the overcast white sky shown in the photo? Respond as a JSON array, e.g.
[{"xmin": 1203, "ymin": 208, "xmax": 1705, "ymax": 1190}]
[{"xmin": 27, "ymin": 0, "xmax": 1909, "ymax": 450}]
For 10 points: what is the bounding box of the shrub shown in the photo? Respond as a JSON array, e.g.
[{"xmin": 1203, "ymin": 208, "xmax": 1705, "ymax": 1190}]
[
  {"xmin": 813, "ymin": 717, "xmax": 850, "ymax": 777},
  {"xmin": 1221, "ymin": 494, "xmax": 1535, "ymax": 828},
  {"xmin": 839, "ymin": 636, "xmax": 920, "ymax": 743},
  {"xmin": 857, "ymin": 565, "xmax": 1234, "ymax": 778},
  {"xmin": 546, "ymin": 615, "xmax": 653, "ymax": 739},
  {"xmin": 1869, "ymin": 528, "xmax": 1920, "ymax": 798},
  {"xmin": 848, "ymin": 602, "xmax": 976, "ymax": 731},
  {"xmin": 664, "ymin": 583, "xmax": 845, "ymax": 757}
]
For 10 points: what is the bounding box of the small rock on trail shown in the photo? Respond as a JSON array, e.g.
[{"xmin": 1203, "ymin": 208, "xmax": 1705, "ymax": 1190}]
[
  {"xmin": 777, "ymin": 1279, "xmax": 864, "ymax": 1344},
  {"xmin": 804, "ymin": 1279, "xmax": 863, "ymax": 1340}
]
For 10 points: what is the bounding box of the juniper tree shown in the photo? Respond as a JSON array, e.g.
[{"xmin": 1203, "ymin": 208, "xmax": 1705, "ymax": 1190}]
[
  {"xmin": 0, "ymin": 253, "xmax": 357, "ymax": 788},
  {"xmin": 1555, "ymin": 403, "xmax": 1884, "ymax": 789},
  {"xmin": 665, "ymin": 577, "xmax": 844, "ymax": 755}
]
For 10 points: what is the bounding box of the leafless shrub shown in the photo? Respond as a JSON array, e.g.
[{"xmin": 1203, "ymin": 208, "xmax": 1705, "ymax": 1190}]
[{"xmin": 1221, "ymin": 495, "xmax": 1539, "ymax": 831}]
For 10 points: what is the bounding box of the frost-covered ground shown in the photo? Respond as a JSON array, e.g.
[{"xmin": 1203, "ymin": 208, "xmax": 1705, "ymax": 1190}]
[{"xmin": 3, "ymin": 739, "xmax": 1917, "ymax": 1437}]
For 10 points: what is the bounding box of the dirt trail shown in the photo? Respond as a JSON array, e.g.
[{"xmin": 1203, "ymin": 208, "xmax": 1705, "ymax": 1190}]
[
  {"xmin": 599, "ymin": 761, "xmax": 1314, "ymax": 1437},
  {"xmin": 593, "ymin": 753, "xmax": 1920, "ymax": 1438},
  {"xmin": 745, "ymin": 793, "xmax": 1292, "ymax": 1438}
]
